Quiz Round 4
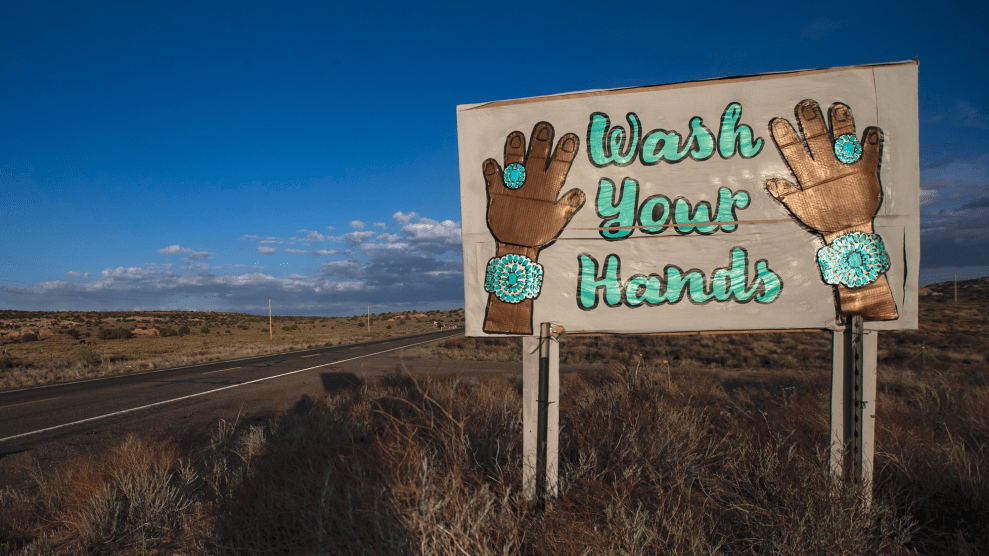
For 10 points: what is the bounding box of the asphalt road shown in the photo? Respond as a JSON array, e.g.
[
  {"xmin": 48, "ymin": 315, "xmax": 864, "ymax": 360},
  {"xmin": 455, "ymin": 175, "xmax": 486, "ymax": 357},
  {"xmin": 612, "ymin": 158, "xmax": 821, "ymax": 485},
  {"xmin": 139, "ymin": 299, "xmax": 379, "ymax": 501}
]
[{"xmin": 0, "ymin": 328, "xmax": 473, "ymax": 486}]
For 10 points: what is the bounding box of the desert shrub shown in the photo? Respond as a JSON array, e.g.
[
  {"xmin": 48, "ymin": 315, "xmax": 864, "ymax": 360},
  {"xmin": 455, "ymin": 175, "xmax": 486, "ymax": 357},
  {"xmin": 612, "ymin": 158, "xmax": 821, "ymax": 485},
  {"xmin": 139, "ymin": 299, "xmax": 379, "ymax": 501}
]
[
  {"xmin": 71, "ymin": 347, "xmax": 102, "ymax": 368},
  {"xmin": 769, "ymin": 354, "xmax": 797, "ymax": 368},
  {"xmin": 66, "ymin": 328, "xmax": 81, "ymax": 339},
  {"xmin": 386, "ymin": 325, "xmax": 392, "ymax": 329},
  {"xmin": 441, "ymin": 336, "xmax": 467, "ymax": 350},
  {"xmin": 200, "ymin": 370, "xmax": 919, "ymax": 555},
  {"xmin": 201, "ymin": 326, "xmax": 211, "ymax": 334},
  {"xmin": 0, "ymin": 354, "xmax": 23, "ymax": 369},
  {"xmin": 97, "ymin": 327, "xmax": 131, "ymax": 340},
  {"xmin": 20, "ymin": 333, "xmax": 39, "ymax": 343},
  {"xmin": 238, "ymin": 324, "xmax": 249, "ymax": 330},
  {"xmin": 160, "ymin": 327, "xmax": 178, "ymax": 337},
  {"xmin": 4, "ymin": 435, "xmax": 197, "ymax": 555},
  {"xmin": 177, "ymin": 325, "xmax": 191, "ymax": 336},
  {"xmin": 282, "ymin": 324, "xmax": 298, "ymax": 332}
]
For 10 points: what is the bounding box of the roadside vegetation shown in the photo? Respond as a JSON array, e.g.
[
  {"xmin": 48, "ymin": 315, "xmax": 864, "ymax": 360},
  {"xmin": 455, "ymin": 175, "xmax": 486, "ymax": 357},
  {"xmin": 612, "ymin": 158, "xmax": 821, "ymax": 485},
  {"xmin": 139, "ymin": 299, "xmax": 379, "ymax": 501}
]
[
  {"xmin": 0, "ymin": 309, "xmax": 464, "ymax": 390},
  {"xmin": 1, "ymin": 282, "xmax": 986, "ymax": 554}
]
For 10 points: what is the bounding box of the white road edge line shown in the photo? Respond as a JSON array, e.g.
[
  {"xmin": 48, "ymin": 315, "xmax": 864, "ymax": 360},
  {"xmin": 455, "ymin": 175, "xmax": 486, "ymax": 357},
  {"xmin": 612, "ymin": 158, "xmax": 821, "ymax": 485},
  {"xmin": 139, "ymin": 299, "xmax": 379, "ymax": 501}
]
[
  {"xmin": 2, "ymin": 329, "xmax": 463, "ymax": 394},
  {"xmin": 0, "ymin": 333, "xmax": 460, "ymax": 444}
]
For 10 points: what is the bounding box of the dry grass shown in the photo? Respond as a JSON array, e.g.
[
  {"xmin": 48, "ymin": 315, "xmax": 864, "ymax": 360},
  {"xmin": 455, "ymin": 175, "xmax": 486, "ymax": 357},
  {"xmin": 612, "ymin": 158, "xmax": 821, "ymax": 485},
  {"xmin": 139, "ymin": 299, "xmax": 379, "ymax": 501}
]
[
  {"xmin": 2, "ymin": 297, "xmax": 986, "ymax": 554},
  {"xmin": 0, "ymin": 309, "xmax": 464, "ymax": 390},
  {"xmin": 428, "ymin": 328, "xmax": 834, "ymax": 371},
  {"xmin": 4, "ymin": 360, "xmax": 985, "ymax": 554},
  {"xmin": 1, "ymin": 435, "xmax": 204, "ymax": 555}
]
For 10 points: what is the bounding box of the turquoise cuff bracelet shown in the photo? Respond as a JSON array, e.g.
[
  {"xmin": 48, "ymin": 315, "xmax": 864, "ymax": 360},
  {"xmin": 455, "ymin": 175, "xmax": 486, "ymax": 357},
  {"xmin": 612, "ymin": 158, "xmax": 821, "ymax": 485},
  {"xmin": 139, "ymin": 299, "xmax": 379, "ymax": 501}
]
[
  {"xmin": 484, "ymin": 253, "xmax": 543, "ymax": 303},
  {"xmin": 817, "ymin": 231, "xmax": 890, "ymax": 288}
]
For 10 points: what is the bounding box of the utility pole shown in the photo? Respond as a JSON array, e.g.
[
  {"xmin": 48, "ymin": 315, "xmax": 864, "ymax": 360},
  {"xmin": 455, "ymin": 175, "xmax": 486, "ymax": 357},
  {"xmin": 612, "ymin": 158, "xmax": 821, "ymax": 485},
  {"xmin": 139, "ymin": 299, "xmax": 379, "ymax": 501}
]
[
  {"xmin": 367, "ymin": 304, "xmax": 370, "ymax": 332},
  {"xmin": 954, "ymin": 273, "xmax": 958, "ymax": 303},
  {"xmin": 269, "ymin": 299, "xmax": 273, "ymax": 340}
]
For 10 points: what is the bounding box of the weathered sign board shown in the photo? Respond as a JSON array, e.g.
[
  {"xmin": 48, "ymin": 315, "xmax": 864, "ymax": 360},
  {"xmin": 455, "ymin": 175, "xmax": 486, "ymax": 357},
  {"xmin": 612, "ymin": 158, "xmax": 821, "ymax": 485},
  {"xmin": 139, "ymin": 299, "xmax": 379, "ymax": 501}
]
[{"xmin": 458, "ymin": 61, "xmax": 919, "ymax": 337}]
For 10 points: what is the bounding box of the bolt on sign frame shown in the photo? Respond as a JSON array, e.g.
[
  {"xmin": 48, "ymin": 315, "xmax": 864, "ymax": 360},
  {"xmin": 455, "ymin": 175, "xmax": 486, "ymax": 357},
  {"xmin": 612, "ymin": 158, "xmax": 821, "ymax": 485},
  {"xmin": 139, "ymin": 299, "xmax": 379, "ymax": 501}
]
[{"xmin": 457, "ymin": 61, "xmax": 919, "ymax": 501}]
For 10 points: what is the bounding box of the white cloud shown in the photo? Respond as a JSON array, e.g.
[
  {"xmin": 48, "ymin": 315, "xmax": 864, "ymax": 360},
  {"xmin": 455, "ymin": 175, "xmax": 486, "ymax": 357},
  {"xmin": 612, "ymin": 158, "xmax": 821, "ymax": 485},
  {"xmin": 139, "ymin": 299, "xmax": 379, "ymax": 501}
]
[
  {"xmin": 2, "ymin": 211, "xmax": 467, "ymax": 314},
  {"xmin": 159, "ymin": 245, "xmax": 212, "ymax": 262},
  {"xmin": 320, "ymin": 260, "xmax": 362, "ymax": 279},
  {"xmin": 401, "ymin": 218, "xmax": 462, "ymax": 246},
  {"xmin": 373, "ymin": 222, "xmax": 386, "ymax": 229},
  {"xmin": 159, "ymin": 244, "xmax": 191, "ymax": 255},
  {"xmin": 188, "ymin": 251, "xmax": 212, "ymax": 261},
  {"xmin": 284, "ymin": 248, "xmax": 349, "ymax": 256},
  {"xmin": 393, "ymin": 211, "xmax": 418, "ymax": 224},
  {"xmin": 101, "ymin": 267, "xmax": 155, "ymax": 279},
  {"xmin": 185, "ymin": 261, "xmax": 211, "ymax": 271},
  {"xmin": 296, "ymin": 229, "xmax": 327, "ymax": 242},
  {"xmin": 362, "ymin": 242, "xmax": 410, "ymax": 251},
  {"xmin": 350, "ymin": 220, "xmax": 365, "ymax": 229},
  {"xmin": 920, "ymin": 189, "xmax": 938, "ymax": 207},
  {"xmin": 344, "ymin": 231, "xmax": 376, "ymax": 246}
]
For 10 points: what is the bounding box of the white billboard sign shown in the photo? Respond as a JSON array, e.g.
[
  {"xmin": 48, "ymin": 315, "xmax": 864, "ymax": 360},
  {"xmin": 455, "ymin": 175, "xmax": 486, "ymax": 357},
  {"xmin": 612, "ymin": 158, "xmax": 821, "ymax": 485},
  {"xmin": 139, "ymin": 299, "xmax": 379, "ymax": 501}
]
[{"xmin": 458, "ymin": 61, "xmax": 919, "ymax": 336}]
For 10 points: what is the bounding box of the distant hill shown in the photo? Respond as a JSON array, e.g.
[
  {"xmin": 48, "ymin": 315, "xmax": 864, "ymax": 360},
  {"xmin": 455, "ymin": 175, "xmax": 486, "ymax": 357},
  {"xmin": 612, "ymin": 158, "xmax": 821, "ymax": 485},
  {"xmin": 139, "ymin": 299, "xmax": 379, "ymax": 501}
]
[{"xmin": 919, "ymin": 276, "xmax": 989, "ymax": 300}]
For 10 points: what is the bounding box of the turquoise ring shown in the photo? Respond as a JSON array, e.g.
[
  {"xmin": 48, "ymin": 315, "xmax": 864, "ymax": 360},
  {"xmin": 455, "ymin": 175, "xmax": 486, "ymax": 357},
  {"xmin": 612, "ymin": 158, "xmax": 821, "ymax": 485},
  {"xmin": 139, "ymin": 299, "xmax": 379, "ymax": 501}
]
[
  {"xmin": 834, "ymin": 134, "xmax": 862, "ymax": 164},
  {"xmin": 503, "ymin": 163, "xmax": 526, "ymax": 189}
]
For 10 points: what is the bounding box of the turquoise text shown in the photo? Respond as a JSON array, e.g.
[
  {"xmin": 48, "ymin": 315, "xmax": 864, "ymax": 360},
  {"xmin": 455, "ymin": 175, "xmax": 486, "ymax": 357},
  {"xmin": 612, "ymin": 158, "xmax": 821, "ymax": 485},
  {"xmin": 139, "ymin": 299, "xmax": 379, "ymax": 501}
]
[
  {"xmin": 577, "ymin": 248, "xmax": 782, "ymax": 309},
  {"xmin": 596, "ymin": 180, "xmax": 750, "ymax": 239},
  {"xmin": 588, "ymin": 102, "xmax": 764, "ymax": 167}
]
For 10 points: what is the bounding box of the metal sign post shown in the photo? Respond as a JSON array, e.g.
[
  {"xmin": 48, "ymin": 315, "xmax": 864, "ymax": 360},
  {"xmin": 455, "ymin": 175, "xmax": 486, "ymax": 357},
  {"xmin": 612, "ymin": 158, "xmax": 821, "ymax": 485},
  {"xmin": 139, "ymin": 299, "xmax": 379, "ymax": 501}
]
[
  {"xmin": 522, "ymin": 323, "xmax": 560, "ymax": 501},
  {"xmin": 830, "ymin": 315, "xmax": 878, "ymax": 504}
]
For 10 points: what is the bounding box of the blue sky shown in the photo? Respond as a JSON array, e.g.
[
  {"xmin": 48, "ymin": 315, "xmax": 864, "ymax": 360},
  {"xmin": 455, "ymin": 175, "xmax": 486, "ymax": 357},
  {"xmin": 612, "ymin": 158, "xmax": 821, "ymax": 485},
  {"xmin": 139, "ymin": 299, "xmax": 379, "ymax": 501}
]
[{"xmin": 1, "ymin": 0, "xmax": 987, "ymax": 315}]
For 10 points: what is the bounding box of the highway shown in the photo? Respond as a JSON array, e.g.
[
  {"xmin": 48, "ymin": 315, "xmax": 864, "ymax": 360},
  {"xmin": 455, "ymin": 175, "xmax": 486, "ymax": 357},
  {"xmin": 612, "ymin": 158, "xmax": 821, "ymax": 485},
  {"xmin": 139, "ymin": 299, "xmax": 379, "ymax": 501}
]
[{"xmin": 0, "ymin": 329, "xmax": 464, "ymax": 473}]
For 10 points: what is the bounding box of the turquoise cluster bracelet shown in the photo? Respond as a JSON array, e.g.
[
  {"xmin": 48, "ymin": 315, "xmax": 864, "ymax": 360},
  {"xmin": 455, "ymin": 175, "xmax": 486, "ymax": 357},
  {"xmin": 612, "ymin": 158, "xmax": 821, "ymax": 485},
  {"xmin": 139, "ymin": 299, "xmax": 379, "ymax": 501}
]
[
  {"xmin": 484, "ymin": 253, "xmax": 544, "ymax": 303},
  {"xmin": 817, "ymin": 231, "xmax": 890, "ymax": 288}
]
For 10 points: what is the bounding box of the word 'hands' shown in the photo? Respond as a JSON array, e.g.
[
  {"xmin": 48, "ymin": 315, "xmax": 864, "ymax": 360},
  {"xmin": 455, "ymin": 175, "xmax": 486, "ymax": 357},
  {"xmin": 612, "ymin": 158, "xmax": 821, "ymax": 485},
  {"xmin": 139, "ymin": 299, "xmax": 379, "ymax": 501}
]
[
  {"xmin": 765, "ymin": 100, "xmax": 883, "ymax": 240},
  {"xmin": 483, "ymin": 122, "xmax": 585, "ymax": 250}
]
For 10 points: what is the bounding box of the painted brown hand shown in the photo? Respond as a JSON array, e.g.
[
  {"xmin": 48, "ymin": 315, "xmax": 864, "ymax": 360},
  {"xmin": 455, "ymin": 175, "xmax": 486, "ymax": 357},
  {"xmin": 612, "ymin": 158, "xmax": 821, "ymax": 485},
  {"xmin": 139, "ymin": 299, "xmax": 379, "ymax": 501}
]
[
  {"xmin": 765, "ymin": 100, "xmax": 884, "ymax": 242},
  {"xmin": 765, "ymin": 100, "xmax": 897, "ymax": 321},
  {"xmin": 483, "ymin": 122, "xmax": 585, "ymax": 250},
  {"xmin": 481, "ymin": 122, "xmax": 585, "ymax": 334}
]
